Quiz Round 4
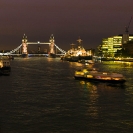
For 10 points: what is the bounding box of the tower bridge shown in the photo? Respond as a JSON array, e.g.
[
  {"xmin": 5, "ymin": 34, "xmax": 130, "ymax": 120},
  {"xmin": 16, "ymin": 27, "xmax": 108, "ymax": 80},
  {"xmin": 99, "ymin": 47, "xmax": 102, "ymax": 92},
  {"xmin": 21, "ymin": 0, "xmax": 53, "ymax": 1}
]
[
  {"xmin": 0, "ymin": 34, "xmax": 66, "ymax": 56},
  {"xmin": 27, "ymin": 42, "xmax": 50, "ymax": 45}
]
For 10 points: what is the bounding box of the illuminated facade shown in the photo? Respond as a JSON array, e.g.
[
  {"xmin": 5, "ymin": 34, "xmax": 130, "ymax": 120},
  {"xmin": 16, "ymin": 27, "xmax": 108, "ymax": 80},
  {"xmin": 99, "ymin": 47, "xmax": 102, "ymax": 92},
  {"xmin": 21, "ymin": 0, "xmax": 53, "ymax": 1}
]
[
  {"xmin": 49, "ymin": 34, "xmax": 55, "ymax": 54},
  {"xmin": 22, "ymin": 34, "xmax": 28, "ymax": 55},
  {"xmin": 99, "ymin": 34, "xmax": 133, "ymax": 57}
]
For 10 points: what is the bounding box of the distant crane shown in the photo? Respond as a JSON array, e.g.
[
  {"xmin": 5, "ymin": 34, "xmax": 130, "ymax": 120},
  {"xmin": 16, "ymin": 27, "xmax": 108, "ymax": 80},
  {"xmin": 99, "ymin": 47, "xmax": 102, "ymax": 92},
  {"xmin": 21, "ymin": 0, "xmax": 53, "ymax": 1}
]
[{"xmin": 125, "ymin": 16, "xmax": 132, "ymax": 34}]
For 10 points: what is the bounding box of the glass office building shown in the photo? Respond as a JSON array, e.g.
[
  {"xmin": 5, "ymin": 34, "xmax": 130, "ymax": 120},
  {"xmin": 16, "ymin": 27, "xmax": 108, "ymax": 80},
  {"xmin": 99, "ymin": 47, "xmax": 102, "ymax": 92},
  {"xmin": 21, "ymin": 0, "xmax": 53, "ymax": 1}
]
[{"xmin": 99, "ymin": 34, "xmax": 133, "ymax": 57}]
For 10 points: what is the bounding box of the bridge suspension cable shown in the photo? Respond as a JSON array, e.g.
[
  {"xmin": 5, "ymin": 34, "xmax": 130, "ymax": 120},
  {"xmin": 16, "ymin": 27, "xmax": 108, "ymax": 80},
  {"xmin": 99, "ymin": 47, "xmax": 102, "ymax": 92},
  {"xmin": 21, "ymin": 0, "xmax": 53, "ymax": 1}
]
[
  {"xmin": 9, "ymin": 44, "xmax": 22, "ymax": 54},
  {"xmin": 0, "ymin": 44, "xmax": 22, "ymax": 55},
  {"xmin": 54, "ymin": 44, "xmax": 66, "ymax": 54}
]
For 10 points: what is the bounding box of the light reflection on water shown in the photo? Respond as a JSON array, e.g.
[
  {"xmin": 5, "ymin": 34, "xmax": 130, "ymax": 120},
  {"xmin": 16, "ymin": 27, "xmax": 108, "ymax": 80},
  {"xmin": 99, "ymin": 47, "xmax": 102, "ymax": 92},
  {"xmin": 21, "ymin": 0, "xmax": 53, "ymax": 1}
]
[
  {"xmin": 1, "ymin": 58, "xmax": 133, "ymax": 132},
  {"xmin": 80, "ymin": 81, "xmax": 99, "ymax": 119}
]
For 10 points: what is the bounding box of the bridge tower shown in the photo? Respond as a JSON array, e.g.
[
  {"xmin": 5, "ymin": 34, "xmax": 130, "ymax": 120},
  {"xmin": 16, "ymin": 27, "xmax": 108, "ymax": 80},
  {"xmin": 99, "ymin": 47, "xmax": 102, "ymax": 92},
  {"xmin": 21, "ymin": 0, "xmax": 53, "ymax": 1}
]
[
  {"xmin": 22, "ymin": 34, "xmax": 28, "ymax": 57},
  {"xmin": 49, "ymin": 34, "xmax": 55, "ymax": 54}
]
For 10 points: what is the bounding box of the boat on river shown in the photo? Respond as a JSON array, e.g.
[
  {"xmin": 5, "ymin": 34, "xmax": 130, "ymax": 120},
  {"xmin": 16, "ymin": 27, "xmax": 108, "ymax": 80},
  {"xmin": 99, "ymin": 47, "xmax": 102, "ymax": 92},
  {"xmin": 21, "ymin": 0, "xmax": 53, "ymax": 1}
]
[
  {"xmin": 61, "ymin": 38, "xmax": 93, "ymax": 62},
  {"xmin": 0, "ymin": 57, "xmax": 11, "ymax": 75},
  {"xmin": 74, "ymin": 68, "xmax": 126, "ymax": 83}
]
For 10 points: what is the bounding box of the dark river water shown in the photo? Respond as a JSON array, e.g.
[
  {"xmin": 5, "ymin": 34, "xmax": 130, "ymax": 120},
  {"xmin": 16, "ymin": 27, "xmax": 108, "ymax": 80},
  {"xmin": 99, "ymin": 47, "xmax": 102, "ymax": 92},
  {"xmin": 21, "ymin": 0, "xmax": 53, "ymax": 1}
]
[{"xmin": 0, "ymin": 57, "xmax": 133, "ymax": 133}]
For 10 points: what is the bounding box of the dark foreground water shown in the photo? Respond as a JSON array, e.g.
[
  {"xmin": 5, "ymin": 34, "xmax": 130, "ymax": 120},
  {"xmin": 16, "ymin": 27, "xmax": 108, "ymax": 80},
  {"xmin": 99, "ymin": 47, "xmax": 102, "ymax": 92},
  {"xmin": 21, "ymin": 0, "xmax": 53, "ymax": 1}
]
[{"xmin": 0, "ymin": 57, "xmax": 133, "ymax": 133}]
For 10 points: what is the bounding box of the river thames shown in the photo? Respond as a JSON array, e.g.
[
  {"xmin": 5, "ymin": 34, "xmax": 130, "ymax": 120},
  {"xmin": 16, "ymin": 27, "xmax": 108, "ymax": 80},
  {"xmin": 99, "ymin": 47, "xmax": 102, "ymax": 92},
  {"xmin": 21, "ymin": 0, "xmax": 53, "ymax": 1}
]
[{"xmin": 0, "ymin": 57, "xmax": 133, "ymax": 133}]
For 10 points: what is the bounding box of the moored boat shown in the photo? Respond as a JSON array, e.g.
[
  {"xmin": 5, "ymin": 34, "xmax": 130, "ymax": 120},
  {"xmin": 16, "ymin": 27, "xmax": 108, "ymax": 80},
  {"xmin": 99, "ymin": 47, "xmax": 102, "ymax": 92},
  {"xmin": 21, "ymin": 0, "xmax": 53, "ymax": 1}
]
[
  {"xmin": 74, "ymin": 68, "xmax": 126, "ymax": 83},
  {"xmin": 61, "ymin": 37, "xmax": 93, "ymax": 62},
  {"xmin": 0, "ymin": 57, "xmax": 11, "ymax": 75}
]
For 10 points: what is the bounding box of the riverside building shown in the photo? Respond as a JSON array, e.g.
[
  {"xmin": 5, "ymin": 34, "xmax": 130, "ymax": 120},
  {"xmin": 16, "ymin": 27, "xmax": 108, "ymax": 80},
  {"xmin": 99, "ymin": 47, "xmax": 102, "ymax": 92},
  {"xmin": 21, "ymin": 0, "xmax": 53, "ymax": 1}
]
[{"xmin": 98, "ymin": 34, "xmax": 133, "ymax": 57}]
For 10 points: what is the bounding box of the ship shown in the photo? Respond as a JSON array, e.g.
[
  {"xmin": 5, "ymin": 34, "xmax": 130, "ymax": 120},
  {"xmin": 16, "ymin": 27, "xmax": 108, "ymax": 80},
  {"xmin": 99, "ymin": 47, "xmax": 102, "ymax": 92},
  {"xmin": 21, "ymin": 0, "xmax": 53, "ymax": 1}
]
[
  {"xmin": 61, "ymin": 39, "xmax": 92, "ymax": 62},
  {"xmin": 0, "ymin": 56, "xmax": 11, "ymax": 75},
  {"xmin": 74, "ymin": 68, "xmax": 126, "ymax": 83}
]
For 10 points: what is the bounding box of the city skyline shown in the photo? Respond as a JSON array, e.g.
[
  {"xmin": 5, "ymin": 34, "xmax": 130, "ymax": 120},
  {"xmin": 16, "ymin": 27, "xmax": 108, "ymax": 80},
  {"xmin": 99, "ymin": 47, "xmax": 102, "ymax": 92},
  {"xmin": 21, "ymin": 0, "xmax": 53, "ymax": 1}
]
[{"xmin": 0, "ymin": 0, "xmax": 133, "ymax": 51}]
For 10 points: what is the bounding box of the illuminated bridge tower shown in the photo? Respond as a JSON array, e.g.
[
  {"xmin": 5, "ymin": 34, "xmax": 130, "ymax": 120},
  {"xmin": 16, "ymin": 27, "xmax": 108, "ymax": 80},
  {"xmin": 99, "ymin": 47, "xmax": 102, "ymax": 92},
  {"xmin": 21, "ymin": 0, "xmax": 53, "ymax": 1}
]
[
  {"xmin": 49, "ymin": 34, "xmax": 56, "ymax": 57},
  {"xmin": 22, "ymin": 34, "xmax": 28, "ymax": 57}
]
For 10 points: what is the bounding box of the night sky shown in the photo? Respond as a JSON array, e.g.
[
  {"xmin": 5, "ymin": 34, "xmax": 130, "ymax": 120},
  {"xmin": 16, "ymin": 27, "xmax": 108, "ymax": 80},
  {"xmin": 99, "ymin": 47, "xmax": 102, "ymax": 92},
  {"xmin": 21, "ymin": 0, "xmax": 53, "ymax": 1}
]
[{"xmin": 0, "ymin": 0, "xmax": 133, "ymax": 51}]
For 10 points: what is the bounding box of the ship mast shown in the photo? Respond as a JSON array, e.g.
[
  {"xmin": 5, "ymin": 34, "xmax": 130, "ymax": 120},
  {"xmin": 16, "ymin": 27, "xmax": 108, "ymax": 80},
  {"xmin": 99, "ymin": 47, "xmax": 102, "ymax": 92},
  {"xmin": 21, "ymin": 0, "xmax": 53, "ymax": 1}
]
[
  {"xmin": 77, "ymin": 37, "xmax": 82, "ymax": 49},
  {"xmin": 70, "ymin": 43, "xmax": 75, "ymax": 50}
]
